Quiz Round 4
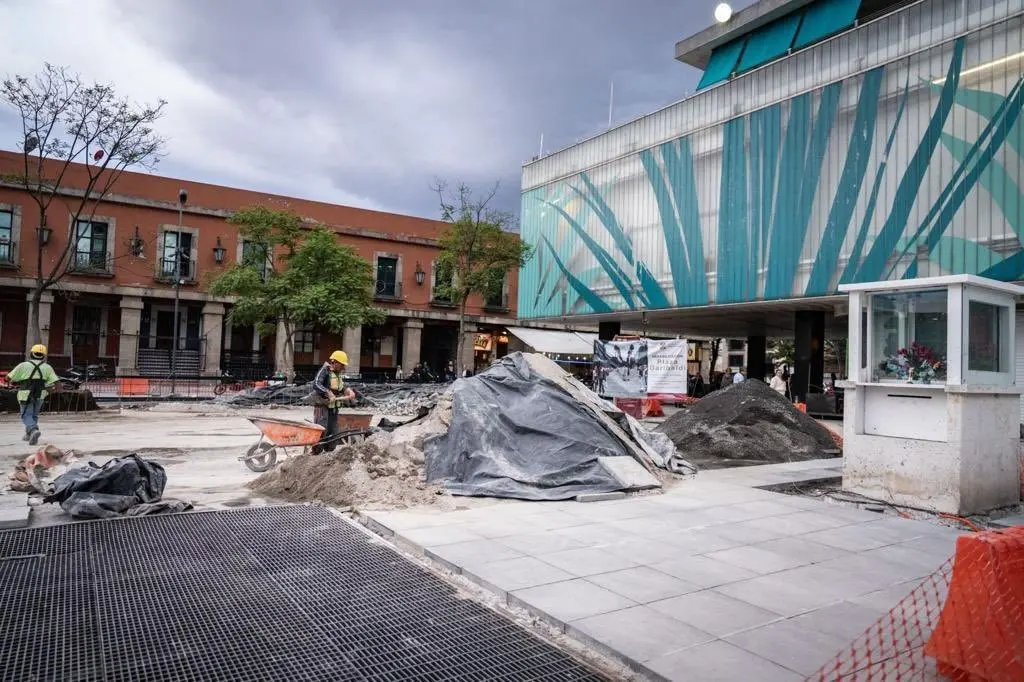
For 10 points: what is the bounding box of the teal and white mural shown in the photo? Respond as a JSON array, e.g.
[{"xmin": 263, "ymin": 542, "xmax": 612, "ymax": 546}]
[{"xmin": 519, "ymin": 19, "xmax": 1024, "ymax": 319}]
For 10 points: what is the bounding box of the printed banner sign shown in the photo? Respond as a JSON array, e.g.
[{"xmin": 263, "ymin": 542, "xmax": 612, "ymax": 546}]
[
  {"xmin": 592, "ymin": 338, "xmax": 689, "ymax": 399},
  {"xmin": 646, "ymin": 339, "xmax": 689, "ymax": 400}
]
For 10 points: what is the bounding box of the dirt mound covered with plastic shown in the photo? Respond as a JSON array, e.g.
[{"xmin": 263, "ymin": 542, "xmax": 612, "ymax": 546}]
[
  {"xmin": 248, "ymin": 441, "xmax": 445, "ymax": 510},
  {"xmin": 657, "ymin": 379, "xmax": 839, "ymax": 469}
]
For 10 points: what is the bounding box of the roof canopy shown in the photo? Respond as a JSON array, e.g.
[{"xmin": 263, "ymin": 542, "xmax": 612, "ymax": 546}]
[{"xmin": 506, "ymin": 327, "xmax": 597, "ymax": 355}]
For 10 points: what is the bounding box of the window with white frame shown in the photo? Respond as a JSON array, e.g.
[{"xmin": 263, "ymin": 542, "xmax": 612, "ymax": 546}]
[
  {"xmin": 160, "ymin": 230, "xmax": 194, "ymax": 280},
  {"xmin": 74, "ymin": 220, "xmax": 110, "ymax": 271},
  {"xmin": 0, "ymin": 209, "xmax": 13, "ymax": 263},
  {"xmin": 242, "ymin": 240, "xmax": 270, "ymax": 279}
]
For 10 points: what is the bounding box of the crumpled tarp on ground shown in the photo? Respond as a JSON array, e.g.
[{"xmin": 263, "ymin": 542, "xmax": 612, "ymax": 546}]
[
  {"xmin": 43, "ymin": 454, "xmax": 189, "ymax": 519},
  {"xmin": 424, "ymin": 353, "xmax": 686, "ymax": 501}
]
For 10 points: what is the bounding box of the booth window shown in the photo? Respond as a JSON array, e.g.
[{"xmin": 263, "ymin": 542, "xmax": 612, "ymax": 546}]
[
  {"xmin": 871, "ymin": 289, "xmax": 947, "ymax": 383},
  {"xmin": 967, "ymin": 300, "xmax": 1009, "ymax": 373}
]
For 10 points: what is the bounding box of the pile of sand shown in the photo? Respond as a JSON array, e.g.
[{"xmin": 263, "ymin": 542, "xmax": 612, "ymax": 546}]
[
  {"xmin": 248, "ymin": 441, "xmax": 447, "ymax": 509},
  {"xmin": 657, "ymin": 379, "xmax": 840, "ymax": 469}
]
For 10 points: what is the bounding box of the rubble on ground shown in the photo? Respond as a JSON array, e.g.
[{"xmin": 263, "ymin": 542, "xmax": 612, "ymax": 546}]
[
  {"xmin": 0, "ymin": 389, "xmax": 98, "ymax": 413},
  {"xmin": 657, "ymin": 379, "xmax": 840, "ymax": 469},
  {"xmin": 248, "ymin": 441, "xmax": 446, "ymax": 509},
  {"xmin": 216, "ymin": 381, "xmax": 445, "ymax": 415},
  {"xmin": 8, "ymin": 445, "xmax": 78, "ymax": 494}
]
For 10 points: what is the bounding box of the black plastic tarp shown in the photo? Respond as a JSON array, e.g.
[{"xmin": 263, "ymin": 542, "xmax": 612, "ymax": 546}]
[
  {"xmin": 44, "ymin": 454, "xmax": 167, "ymax": 519},
  {"xmin": 424, "ymin": 354, "xmax": 645, "ymax": 501}
]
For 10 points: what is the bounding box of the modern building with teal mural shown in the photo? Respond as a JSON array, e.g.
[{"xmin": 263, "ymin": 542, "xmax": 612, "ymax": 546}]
[{"xmin": 519, "ymin": 0, "xmax": 1024, "ymax": 324}]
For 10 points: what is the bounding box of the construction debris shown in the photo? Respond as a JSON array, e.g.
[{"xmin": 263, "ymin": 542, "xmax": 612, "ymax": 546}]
[
  {"xmin": 43, "ymin": 454, "xmax": 188, "ymax": 519},
  {"xmin": 425, "ymin": 353, "xmax": 689, "ymax": 501},
  {"xmin": 657, "ymin": 379, "xmax": 840, "ymax": 469},
  {"xmin": 8, "ymin": 445, "xmax": 78, "ymax": 494},
  {"xmin": 216, "ymin": 381, "xmax": 444, "ymax": 415},
  {"xmin": 248, "ymin": 442, "xmax": 446, "ymax": 509}
]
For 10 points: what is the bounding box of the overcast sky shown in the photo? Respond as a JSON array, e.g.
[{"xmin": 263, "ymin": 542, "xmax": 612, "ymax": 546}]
[{"xmin": 0, "ymin": 0, "xmax": 737, "ymax": 221}]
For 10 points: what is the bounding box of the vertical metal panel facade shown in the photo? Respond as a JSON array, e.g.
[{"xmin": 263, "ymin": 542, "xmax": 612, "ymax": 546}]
[{"xmin": 519, "ymin": 0, "xmax": 1024, "ymax": 319}]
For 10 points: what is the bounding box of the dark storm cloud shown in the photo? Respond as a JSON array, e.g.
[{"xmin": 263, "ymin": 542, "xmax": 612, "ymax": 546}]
[{"xmin": 2, "ymin": 0, "xmax": 738, "ymax": 219}]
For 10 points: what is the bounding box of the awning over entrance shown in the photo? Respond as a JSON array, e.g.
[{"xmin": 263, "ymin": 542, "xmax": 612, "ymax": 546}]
[{"xmin": 506, "ymin": 327, "xmax": 597, "ymax": 355}]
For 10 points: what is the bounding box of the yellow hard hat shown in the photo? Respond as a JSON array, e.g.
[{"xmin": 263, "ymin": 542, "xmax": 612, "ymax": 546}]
[
  {"xmin": 30, "ymin": 344, "xmax": 47, "ymax": 357},
  {"xmin": 329, "ymin": 350, "xmax": 349, "ymax": 365}
]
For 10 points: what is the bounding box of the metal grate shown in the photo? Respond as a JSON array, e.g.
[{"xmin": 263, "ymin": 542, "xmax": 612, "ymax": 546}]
[{"xmin": 0, "ymin": 505, "xmax": 606, "ymax": 682}]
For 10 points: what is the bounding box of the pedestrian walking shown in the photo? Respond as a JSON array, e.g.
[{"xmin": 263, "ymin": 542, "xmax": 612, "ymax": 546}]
[
  {"xmin": 732, "ymin": 367, "xmax": 746, "ymax": 384},
  {"xmin": 8, "ymin": 344, "xmax": 59, "ymax": 445}
]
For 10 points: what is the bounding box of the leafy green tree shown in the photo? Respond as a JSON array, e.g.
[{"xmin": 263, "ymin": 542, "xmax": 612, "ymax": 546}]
[
  {"xmin": 209, "ymin": 206, "xmax": 383, "ymax": 379},
  {"xmin": 433, "ymin": 181, "xmax": 533, "ymax": 372},
  {"xmin": 1, "ymin": 64, "xmax": 166, "ymax": 346},
  {"xmin": 768, "ymin": 338, "xmax": 796, "ymax": 367}
]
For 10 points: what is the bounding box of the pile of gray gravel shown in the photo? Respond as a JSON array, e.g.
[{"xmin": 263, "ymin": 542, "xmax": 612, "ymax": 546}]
[{"xmin": 656, "ymin": 379, "xmax": 840, "ymax": 469}]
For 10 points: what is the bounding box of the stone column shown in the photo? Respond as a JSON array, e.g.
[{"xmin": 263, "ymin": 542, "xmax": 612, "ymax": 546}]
[
  {"xmin": 746, "ymin": 335, "xmax": 766, "ymax": 382},
  {"xmin": 201, "ymin": 302, "xmax": 225, "ymax": 377},
  {"xmin": 25, "ymin": 291, "xmax": 54, "ymax": 352},
  {"xmin": 343, "ymin": 326, "xmax": 362, "ymax": 372},
  {"xmin": 460, "ymin": 323, "xmax": 478, "ymax": 374},
  {"xmin": 116, "ymin": 296, "xmax": 144, "ymax": 376},
  {"xmin": 401, "ymin": 320, "xmax": 424, "ymax": 374},
  {"xmin": 793, "ymin": 310, "xmax": 825, "ymax": 403}
]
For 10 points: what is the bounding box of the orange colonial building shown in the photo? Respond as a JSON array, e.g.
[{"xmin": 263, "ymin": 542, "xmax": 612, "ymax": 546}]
[{"xmin": 0, "ymin": 150, "xmax": 519, "ymax": 380}]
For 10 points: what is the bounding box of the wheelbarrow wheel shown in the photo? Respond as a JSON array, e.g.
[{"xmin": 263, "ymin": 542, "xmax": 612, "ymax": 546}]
[{"xmin": 244, "ymin": 442, "xmax": 278, "ymax": 472}]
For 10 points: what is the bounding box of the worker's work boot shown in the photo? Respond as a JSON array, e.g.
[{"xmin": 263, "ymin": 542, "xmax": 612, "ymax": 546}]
[
  {"xmin": 22, "ymin": 429, "xmax": 30, "ymax": 441},
  {"xmin": 28, "ymin": 429, "xmax": 40, "ymax": 446}
]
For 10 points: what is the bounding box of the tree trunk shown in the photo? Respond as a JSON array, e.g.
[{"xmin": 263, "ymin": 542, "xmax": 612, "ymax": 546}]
[
  {"xmin": 27, "ymin": 287, "xmax": 42, "ymax": 350},
  {"xmin": 274, "ymin": 317, "xmax": 296, "ymax": 381},
  {"xmin": 709, "ymin": 338, "xmax": 722, "ymax": 378},
  {"xmin": 455, "ymin": 301, "xmax": 467, "ymax": 375}
]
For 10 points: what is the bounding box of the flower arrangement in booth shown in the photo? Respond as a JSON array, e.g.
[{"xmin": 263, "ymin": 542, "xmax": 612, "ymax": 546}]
[{"xmin": 880, "ymin": 342, "xmax": 946, "ymax": 383}]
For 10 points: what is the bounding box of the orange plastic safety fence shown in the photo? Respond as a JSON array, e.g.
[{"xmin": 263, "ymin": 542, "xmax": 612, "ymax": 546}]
[{"xmin": 812, "ymin": 527, "xmax": 1024, "ymax": 682}]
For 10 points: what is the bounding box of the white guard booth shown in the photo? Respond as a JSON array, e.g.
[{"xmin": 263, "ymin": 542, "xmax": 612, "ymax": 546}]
[{"xmin": 839, "ymin": 275, "xmax": 1022, "ymax": 515}]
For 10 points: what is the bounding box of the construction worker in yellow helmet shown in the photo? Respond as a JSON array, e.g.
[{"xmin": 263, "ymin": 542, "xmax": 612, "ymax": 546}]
[
  {"xmin": 8, "ymin": 344, "xmax": 59, "ymax": 445},
  {"xmin": 311, "ymin": 350, "xmax": 356, "ymax": 454}
]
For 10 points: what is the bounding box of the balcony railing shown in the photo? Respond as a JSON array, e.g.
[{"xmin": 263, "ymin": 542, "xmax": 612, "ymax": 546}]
[
  {"xmin": 71, "ymin": 251, "xmax": 113, "ymax": 274},
  {"xmin": 158, "ymin": 257, "xmax": 195, "ymax": 282},
  {"xmin": 374, "ymin": 279, "xmax": 403, "ymax": 301},
  {"xmin": 0, "ymin": 239, "xmax": 15, "ymax": 265}
]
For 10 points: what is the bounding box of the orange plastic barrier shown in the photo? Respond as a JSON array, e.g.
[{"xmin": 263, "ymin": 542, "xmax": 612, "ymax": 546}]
[
  {"xmin": 613, "ymin": 398, "xmax": 663, "ymax": 418},
  {"xmin": 924, "ymin": 527, "xmax": 1024, "ymax": 682},
  {"xmin": 117, "ymin": 378, "xmax": 150, "ymax": 396}
]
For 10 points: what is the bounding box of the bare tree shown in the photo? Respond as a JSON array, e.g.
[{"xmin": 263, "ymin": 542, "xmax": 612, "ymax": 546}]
[
  {"xmin": 1, "ymin": 64, "xmax": 166, "ymax": 346},
  {"xmin": 432, "ymin": 180, "xmax": 532, "ymax": 374}
]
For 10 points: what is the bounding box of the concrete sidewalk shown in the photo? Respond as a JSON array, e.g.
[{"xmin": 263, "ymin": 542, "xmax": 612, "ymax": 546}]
[{"xmin": 362, "ymin": 460, "xmax": 960, "ymax": 681}]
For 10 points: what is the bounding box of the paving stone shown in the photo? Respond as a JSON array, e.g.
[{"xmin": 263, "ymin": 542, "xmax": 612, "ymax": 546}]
[
  {"xmin": 648, "ymin": 590, "xmax": 782, "ymax": 637},
  {"xmin": 704, "ymin": 544, "xmax": 813, "ymax": 575},
  {"xmin": 401, "ymin": 525, "xmax": 485, "ymax": 547},
  {"xmin": 752, "ymin": 536, "xmax": 853, "ymax": 565},
  {"xmin": 737, "ymin": 510, "xmax": 856, "ymax": 536},
  {"xmin": 712, "ymin": 569, "xmax": 850, "ymax": 617},
  {"xmin": 463, "ymin": 556, "xmax": 575, "ymax": 593},
  {"xmin": 426, "ymin": 539, "xmax": 525, "ymax": 568},
  {"xmin": 537, "ymin": 546, "xmax": 639, "ymax": 577},
  {"xmin": 990, "ymin": 513, "xmax": 1024, "ymax": 528},
  {"xmin": 510, "ymin": 579, "xmax": 637, "ymax": 625},
  {"xmin": 715, "ymin": 522, "xmax": 792, "ymax": 546},
  {"xmin": 523, "ymin": 510, "xmax": 594, "ymax": 531},
  {"xmin": 726, "ymin": 617, "xmax": 850, "ymax": 676},
  {"xmin": 788, "ymin": 601, "xmax": 889, "ymax": 641},
  {"xmin": 801, "ymin": 522, "xmax": 893, "ymax": 552},
  {"xmin": 585, "ymin": 566, "xmax": 701, "ymax": 604},
  {"xmin": 605, "ymin": 515, "xmax": 694, "ymax": 538},
  {"xmin": 646, "ymin": 638, "xmax": 803, "ymax": 681},
  {"xmin": 0, "ymin": 505, "xmax": 30, "ymax": 530},
  {"xmin": 561, "ymin": 499, "xmax": 669, "ymax": 523},
  {"xmin": 550, "ymin": 523, "xmax": 634, "ymax": 547},
  {"xmin": 651, "ymin": 554, "xmax": 757, "ymax": 588},
  {"xmin": 857, "ymin": 543, "xmax": 949, "ymax": 578},
  {"xmin": 568, "ymin": 605, "xmax": 715, "ymax": 666},
  {"xmin": 603, "ymin": 537, "xmax": 695, "ymax": 565},
  {"xmin": 728, "ymin": 500, "xmax": 806, "ymax": 518},
  {"xmin": 658, "ymin": 527, "xmax": 747, "ymax": 555},
  {"xmin": 575, "ymin": 491, "xmax": 626, "ymax": 503},
  {"xmin": 495, "ymin": 531, "xmax": 589, "ymax": 555},
  {"xmin": 646, "ymin": 495, "xmax": 714, "ymax": 511},
  {"xmin": 461, "ymin": 518, "xmax": 530, "ymax": 539},
  {"xmin": 850, "ymin": 579, "xmax": 945, "ymax": 614}
]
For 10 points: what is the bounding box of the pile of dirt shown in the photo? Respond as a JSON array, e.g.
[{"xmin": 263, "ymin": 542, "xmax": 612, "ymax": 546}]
[
  {"xmin": 248, "ymin": 441, "xmax": 445, "ymax": 509},
  {"xmin": 657, "ymin": 379, "xmax": 840, "ymax": 469}
]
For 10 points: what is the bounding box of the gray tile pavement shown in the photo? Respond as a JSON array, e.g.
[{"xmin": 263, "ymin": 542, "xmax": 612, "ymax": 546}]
[{"xmin": 361, "ymin": 458, "xmax": 961, "ymax": 681}]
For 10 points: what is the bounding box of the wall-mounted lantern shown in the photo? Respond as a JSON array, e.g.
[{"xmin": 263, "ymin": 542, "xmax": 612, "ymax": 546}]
[
  {"xmin": 414, "ymin": 262, "xmax": 425, "ymax": 286},
  {"xmin": 37, "ymin": 216, "xmax": 51, "ymax": 247},
  {"xmin": 128, "ymin": 226, "xmax": 145, "ymax": 257},
  {"xmin": 213, "ymin": 236, "xmax": 226, "ymax": 264}
]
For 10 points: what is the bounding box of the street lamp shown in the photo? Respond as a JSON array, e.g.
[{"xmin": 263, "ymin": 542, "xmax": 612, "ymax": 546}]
[
  {"xmin": 171, "ymin": 188, "xmax": 188, "ymax": 394},
  {"xmin": 414, "ymin": 262, "xmax": 425, "ymax": 286},
  {"xmin": 37, "ymin": 217, "xmax": 51, "ymax": 246}
]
